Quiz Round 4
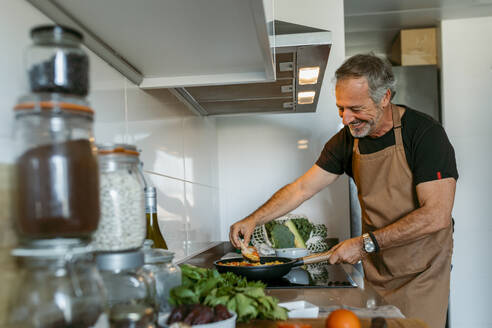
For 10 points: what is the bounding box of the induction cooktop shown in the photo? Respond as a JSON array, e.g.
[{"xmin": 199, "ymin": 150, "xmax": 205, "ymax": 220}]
[{"xmin": 265, "ymin": 262, "xmax": 357, "ymax": 289}]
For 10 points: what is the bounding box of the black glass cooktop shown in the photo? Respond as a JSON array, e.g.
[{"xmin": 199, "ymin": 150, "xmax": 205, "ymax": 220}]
[{"xmin": 265, "ymin": 263, "xmax": 357, "ymax": 289}]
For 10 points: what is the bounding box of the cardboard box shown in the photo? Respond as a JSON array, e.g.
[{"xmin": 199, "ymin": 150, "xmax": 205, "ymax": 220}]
[{"xmin": 390, "ymin": 28, "xmax": 437, "ymax": 66}]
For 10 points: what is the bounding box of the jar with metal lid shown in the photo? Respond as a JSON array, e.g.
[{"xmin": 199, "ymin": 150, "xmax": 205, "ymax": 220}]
[
  {"xmin": 91, "ymin": 144, "xmax": 146, "ymax": 252},
  {"xmin": 7, "ymin": 246, "xmax": 109, "ymax": 328},
  {"xmin": 141, "ymin": 240, "xmax": 181, "ymax": 315},
  {"xmin": 96, "ymin": 250, "xmax": 157, "ymax": 318},
  {"xmin": 27, "ymin": 25, "xmax": 89, "ymax": 96}
]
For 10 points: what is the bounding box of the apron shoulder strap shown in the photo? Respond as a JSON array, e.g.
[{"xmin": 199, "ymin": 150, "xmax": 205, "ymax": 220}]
[
  {"xmin": 392, "ymin": 105, "xmax": 403, "ymax": 146},
  {"xmin": 353, "ymin": 136, "xmax": 359, "ymax": 153}
]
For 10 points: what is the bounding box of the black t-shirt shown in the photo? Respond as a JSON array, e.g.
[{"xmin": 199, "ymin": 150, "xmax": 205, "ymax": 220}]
[{"xmin": 316, "ymin": 106, "xmax": 459, "ymax": 185}]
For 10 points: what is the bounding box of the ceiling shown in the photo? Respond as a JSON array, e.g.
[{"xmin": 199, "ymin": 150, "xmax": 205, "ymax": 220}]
[{"xmin": 344, "ymin": 0, "xmax": 492, "ymax": 57}]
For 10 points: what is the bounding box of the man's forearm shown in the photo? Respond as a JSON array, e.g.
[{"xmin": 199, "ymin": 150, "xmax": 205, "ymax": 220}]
[
  {"xmin": 247, "ymin": 182, "xmax": 308, "ymax": 226},
  {"xmin": 374, "ymin": 204, "xmax": 452, "ymax": 250},
  {"xmin": 373, "ymin": 178, "xmax": 455, "ymax": 250}
]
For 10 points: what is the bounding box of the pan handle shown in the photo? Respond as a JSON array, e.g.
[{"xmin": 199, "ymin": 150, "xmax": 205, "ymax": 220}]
[{"xmin": 300, "ymin": 250, "xmax": 333, "ymax": 265}]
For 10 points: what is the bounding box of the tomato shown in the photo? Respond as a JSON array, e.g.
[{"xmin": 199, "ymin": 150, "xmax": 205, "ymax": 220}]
[{"xmin": 325, "ymin": 309, "xmax": 361, "ymax": 328}]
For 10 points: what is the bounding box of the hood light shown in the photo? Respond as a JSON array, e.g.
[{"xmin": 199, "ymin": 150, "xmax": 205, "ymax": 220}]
[
  {"xmin": 299, "ymin": 66, "xmax": 320, "ymax": 85},
  {"xmin": 298, "ymin": 91, "xmax": 316, "ymax": 104}
]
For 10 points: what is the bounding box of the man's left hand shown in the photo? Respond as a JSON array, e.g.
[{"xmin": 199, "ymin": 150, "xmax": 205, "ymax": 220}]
[{"xmin": 328, "ymin": 236, "xmax": 366, "ymax": 265}]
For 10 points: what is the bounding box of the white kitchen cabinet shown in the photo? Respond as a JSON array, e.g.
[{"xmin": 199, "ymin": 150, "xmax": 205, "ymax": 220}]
[{"xmin": 27, "ymin": 0, "xmax": 275, "ymax": 88}]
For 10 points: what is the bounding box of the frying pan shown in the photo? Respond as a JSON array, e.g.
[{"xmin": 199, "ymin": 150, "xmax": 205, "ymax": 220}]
[{"xmin": 213, "ymin": 250, "xmax": 332, "ymax": 281}]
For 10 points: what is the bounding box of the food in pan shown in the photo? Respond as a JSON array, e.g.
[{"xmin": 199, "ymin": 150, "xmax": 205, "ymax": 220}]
[{"xmin": 217, "ymin": 260, "xmax": 284, "ymax": 267}]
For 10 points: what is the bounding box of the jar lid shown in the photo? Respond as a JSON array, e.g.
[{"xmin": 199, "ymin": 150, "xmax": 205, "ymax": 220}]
[
  {"xmin": 96, "ymin": 250, "xmax": 144, "ymax": 271},
  {"xmin": 14, "ymin": 101, "xmax": 94, "ymax": 115},
  {"xmin": 97, "ymin": 143, "xmax": 140, "ymax": 156},
  {"xmin": 142, "ymin": 240, "xmax": 175, "ymax": 263},
  {"xmin": 110, "ymin": 304, "xmax": 155, "ymax": 322},
  {"xmin": 31, "ymin": 25, "xmax": 83, "ymax": 41},
  {"xmin": 12, "ymin": 243, "xmax": 91, "ymax": 258}
]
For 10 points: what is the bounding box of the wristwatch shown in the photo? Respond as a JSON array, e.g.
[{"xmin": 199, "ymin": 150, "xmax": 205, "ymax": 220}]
[{"xmin": 362, "ymin": 233, "xmax": 379, "ymax": 253}]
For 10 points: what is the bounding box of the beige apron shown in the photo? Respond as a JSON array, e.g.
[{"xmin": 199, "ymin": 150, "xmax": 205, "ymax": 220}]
[{"xmin": 352, "ymin": 105, "xmax": 453, "ymax": 328}]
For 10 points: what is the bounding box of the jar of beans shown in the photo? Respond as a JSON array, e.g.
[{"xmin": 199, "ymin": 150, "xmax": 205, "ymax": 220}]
[
  {"xmin": 90, "ymin": 144, "xmax": 146, "ymax": 252},
  {"xmin": 26, "ymin": 25, "xmax": 89, "ymax": 96}
]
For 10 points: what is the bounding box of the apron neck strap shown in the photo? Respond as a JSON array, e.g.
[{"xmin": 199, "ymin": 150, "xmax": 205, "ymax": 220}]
[
  {"xmin": 391, "ymin": 104, "xmax": 404, "ymax": 146},
  {"xmin": 392, "ymin": 104, "xmax": 402, "ymax": 128}
]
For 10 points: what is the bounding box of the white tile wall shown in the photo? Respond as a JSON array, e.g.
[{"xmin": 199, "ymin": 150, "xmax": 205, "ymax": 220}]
[
  {"xmin": 183, "ymin": 116, "xmax": 219, "ymax": 187},
  {"xmin": 441, "ymin": 16, "xmax": 492, "ymax": 328},
  {"xmin": 128, "ymin": 118, "xmax": 186, "ymax": 179},
  {"xmin": 216, "ymin": 0, "xmax": 350, "ymax": 241},
  {"xmin": 0, "ymin": 0, "xmax": 221, "ymax": 261},
  {"xmin": 184, "ymin": 181, "xmax": 220, "ymax": 242}
]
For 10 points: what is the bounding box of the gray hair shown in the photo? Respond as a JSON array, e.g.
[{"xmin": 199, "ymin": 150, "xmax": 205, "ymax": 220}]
[{"xmin": 335, "ymin": 53, "xmax": 396, "ymax": 103}]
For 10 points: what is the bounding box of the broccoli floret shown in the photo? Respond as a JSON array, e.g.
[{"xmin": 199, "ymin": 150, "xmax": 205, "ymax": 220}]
[
  {"xmin": 291, "ymin": 218, "xmax": 314, "ymax": 242},
  {"xmin": 270, "ymin": 224, "xmax": 295, "ymax": 248},
  {"xmin": 284, "ymin": 219, "xmax": 307, "ymax": 248}
]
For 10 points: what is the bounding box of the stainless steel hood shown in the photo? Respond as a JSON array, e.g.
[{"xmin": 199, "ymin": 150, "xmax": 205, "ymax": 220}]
[{"xmin": 171, "ymin": 20, "xmax": 332, "ymax": 116}]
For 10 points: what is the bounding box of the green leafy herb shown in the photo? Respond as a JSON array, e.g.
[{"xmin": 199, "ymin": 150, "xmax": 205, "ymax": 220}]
[{"xmin": 169, "ymin": 264, "xmax": 288, "ymax": 323}]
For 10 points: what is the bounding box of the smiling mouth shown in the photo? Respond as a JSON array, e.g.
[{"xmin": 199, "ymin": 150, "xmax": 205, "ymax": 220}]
[{"xmin": 349, "ymin": 120, "xmax": 364, "ymax": 127}]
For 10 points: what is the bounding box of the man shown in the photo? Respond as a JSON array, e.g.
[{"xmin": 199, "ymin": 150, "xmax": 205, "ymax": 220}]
[{"xmin": 229, "ymin": 54, "xmax": 458, "ymax": 328}]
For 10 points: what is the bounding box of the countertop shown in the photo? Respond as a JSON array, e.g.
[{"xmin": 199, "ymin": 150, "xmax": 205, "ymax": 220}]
[
  {"xmin": 181, "ymin": 242, "xmax": 386, "ymax": 311},
  {"xmin": 173, "ymin": 241, "xmax": 223, "ymax": 264},
  {"xmin": 181, "ymin": 242, "xmax": 429, "ymax": 327},
  {"xmin": 237, "ymin": 318, "xmax": 428, "ymax": 328}
]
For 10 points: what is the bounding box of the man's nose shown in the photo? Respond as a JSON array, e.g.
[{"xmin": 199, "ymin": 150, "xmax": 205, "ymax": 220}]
[{"xmin": 342, "ymin": 109, "xmax": 354, "ymax": 126}]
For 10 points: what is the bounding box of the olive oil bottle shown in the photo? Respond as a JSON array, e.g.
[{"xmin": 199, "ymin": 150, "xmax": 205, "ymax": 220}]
[{"xmin": 145, "ymin": 187, "xmax": 168, "ymax": 249}]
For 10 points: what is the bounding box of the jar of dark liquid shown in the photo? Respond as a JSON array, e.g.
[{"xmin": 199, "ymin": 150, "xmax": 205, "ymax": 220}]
[{"xmin": 13, "ymin": 25, "xmax": 99, "ymax": 245}]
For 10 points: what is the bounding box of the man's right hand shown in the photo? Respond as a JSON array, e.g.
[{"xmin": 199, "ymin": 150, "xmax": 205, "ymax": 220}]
[{"xmin": 229, "ymin": 216, "xmax": 257, "ymax": 249}]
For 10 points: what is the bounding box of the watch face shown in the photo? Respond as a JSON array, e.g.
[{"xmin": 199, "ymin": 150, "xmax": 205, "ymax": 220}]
[
  {"xmin": 363, "ymin": 234, "xmax": 375, "ymax": 253},
  {"xmin": 365, "ymin": 242, "xmax": 375, "ymax": 253}
]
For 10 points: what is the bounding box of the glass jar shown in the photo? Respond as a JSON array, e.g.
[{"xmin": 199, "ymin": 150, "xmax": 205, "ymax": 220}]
[
  {"xmin": 27, "ymin": 25, "xmax": 89, "ymax": 96},
  {"xmin": 13, "ymin": 24, "xmax": 98, "ymax": 245},
  {"xmin": 7, "ymin": 246, "xmax": 109, "ymax": 328},
  {"xmin": 13, "ymin": 94, "xmax": 99, "ymax": 245},
  {"xmin": 91, "ymin": 144, "xmax": 146, "ymax": 252},
  {"xmin": 141, "ymin": 240, "xmax": 181, "ymax": 315},
  {"xmin": 110, "ymin": 304, "xmax": 156, "ymax": 328},
  {"xmin": 96, "ymin": 251, "xmax": 157, "ymax": 315}
]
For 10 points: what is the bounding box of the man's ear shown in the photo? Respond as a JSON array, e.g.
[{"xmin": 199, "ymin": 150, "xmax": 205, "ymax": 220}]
[{"xmin": 380, "ymin": 89, "xmax": 391, "ymax": 108}]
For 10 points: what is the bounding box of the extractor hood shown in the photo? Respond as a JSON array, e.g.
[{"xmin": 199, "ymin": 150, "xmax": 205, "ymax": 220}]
[{"xmin": 170, "ymin": 20, "xmax": 332, "ymax": 116}]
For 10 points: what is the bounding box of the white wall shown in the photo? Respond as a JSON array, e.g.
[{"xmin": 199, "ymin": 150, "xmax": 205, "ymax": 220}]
[
  {"xmin": 441, "ymin": 16, "xmax": 492, "ymax": 328},
  {"xmin": 0, "ymin": 0, "xmax": 220, "ymax": 259},
  {"xmin": 217, "ymin": 0, "xmax": 349, "ymax": 240}
]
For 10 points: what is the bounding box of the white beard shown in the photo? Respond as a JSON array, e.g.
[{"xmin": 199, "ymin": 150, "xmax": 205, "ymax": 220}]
[
  {"xmin": 348, "ymin": 105, "xmax": 384, "ymax": 138},
  {"xmin": 349, "ymin": 121, "xmax": 372, "ymax": 138}
]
